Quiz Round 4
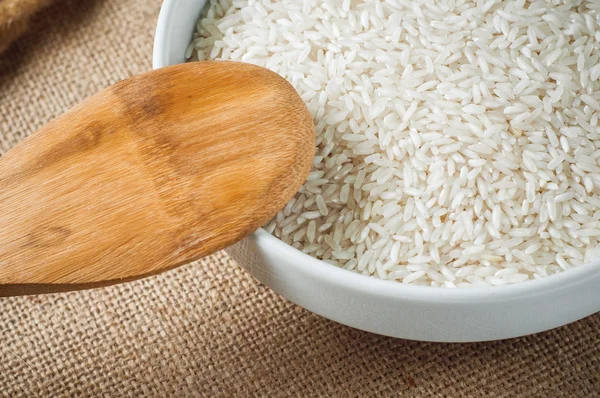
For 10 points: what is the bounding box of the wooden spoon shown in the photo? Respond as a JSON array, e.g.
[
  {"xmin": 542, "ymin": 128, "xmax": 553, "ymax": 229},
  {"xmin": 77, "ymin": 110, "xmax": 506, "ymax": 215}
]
[{"xmin": 0, "ymin": 61, "xmax": 315, "ymax": 297}]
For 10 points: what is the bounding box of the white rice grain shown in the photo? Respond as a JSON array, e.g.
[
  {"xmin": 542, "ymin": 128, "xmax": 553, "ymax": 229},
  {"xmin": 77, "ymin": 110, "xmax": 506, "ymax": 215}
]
[{"xmin": 193, "ymin": 0, "xmax": 600, "ymax": 288}]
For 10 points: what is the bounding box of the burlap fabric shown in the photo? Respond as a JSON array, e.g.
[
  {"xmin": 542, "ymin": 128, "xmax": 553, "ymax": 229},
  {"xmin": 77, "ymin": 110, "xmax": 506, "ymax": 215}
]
[{"xmin": 1, "ymin": 1, "xmax": 599, "ymax": 396}]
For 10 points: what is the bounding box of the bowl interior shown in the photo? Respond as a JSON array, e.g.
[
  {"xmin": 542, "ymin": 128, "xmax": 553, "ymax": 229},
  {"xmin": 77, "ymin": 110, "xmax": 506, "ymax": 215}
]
[
  {"xmin": 153, "ymin": 0, "xmax": 206, "ymax": 69},
  {"xmin": 152, "ymin": 0, "xmax": 600, "ymax": 299}
]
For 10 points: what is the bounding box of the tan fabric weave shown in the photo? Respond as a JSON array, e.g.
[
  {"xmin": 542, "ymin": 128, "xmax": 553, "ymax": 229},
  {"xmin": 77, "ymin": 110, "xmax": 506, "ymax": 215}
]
[{"xmin": 1, "ymin": 1, "xmax": 599, "ymax": 396}]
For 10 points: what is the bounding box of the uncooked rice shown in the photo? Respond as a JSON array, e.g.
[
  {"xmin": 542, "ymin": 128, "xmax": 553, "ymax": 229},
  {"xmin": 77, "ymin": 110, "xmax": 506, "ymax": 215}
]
[{"xmin": 189, "ymin": 0, "xmax": 600, "ymax": 287}]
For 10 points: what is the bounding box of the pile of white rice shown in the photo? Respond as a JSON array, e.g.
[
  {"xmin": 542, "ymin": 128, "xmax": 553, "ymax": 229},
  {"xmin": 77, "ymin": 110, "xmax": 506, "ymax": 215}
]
[{"xmin": 189, "ymin": 0, "xmax": 600, "ymax": 287}]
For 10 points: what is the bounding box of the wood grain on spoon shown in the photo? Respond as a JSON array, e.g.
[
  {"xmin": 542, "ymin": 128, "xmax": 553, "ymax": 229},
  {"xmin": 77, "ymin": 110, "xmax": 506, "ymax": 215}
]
[{"xmin": 0, "ymin": 61, "xmax": 315, "ymax": 296}]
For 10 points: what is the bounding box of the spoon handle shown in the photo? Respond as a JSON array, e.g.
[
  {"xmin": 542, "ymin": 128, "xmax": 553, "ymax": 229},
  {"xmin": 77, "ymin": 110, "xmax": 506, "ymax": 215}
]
[{"xmin": 0, "ymin": 91, "xmax": 181, "ymax": 296}]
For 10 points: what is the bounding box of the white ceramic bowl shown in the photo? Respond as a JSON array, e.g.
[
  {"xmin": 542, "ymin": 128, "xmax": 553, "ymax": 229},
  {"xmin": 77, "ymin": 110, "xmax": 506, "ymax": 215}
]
[{"xmin": 153, "ymin": 0, "xmax": 600, "ymax": 342}]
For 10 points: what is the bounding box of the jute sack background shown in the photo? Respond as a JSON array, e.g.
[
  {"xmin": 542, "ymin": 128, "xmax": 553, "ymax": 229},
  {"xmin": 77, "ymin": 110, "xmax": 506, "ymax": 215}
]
[{"xmin": 0, "ymin": 1, "xmax": 599, "ymax": 396}]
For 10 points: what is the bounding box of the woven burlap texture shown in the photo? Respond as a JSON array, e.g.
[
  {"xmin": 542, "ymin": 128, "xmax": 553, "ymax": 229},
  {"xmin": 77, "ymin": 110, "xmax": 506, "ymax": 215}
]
[{"xmin": 1, "ymin": 1, "xmax": 599, "ymax": 396}]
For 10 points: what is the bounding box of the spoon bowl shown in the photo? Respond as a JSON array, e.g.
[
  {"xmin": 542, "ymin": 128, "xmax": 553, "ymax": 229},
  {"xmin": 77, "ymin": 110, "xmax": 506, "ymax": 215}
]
[{"xmin": 0, "ymin": 61, "xmax": 315, "ymax": 296}]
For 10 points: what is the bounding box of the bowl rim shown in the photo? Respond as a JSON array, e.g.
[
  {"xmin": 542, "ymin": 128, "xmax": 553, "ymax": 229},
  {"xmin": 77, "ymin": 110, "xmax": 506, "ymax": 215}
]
[
  {"xmin": 152, "ymin": 0, "xmax": 600, "ymax": 303},
  {"xmin": 152, "ymin": 0, "xmax": 178, "ymax": 69},
  {"xmin": 250, "ymin": 229, "xmax": 600, "ymax": 302}
]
